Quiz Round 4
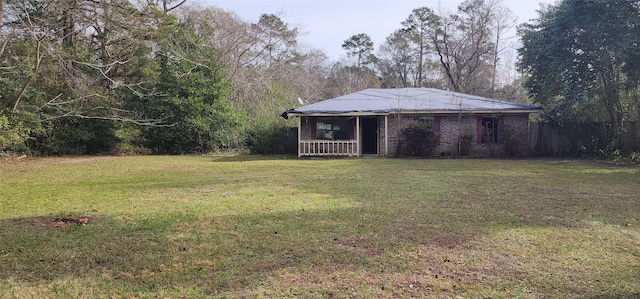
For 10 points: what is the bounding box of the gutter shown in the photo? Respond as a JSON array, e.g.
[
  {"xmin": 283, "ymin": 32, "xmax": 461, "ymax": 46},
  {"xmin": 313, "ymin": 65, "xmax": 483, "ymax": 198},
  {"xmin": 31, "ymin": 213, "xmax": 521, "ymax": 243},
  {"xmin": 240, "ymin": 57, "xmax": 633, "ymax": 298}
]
[{"xmin": 283, "ymin": 109, "xmax": 541, "ymax": 119}]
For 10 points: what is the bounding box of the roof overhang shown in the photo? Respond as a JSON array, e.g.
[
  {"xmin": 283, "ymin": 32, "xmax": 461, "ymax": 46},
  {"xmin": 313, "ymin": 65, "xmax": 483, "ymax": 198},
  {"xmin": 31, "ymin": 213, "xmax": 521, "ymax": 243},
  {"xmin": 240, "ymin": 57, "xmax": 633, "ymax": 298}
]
[
  {"xmin": 280, "ymin": 88, "xmax": 543, "ymax": 120},
  {"xmin": 284, "ymin": 109, "xmax": 541, "ymax": 118}
]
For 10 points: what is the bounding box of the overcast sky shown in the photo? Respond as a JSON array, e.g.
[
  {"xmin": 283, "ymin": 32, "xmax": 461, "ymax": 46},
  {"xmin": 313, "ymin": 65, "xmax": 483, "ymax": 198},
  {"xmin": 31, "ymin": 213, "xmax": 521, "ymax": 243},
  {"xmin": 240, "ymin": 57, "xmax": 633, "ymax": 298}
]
[{"xmin": 196, "ymin": 0, "xmax": 554, "ymax": 62}]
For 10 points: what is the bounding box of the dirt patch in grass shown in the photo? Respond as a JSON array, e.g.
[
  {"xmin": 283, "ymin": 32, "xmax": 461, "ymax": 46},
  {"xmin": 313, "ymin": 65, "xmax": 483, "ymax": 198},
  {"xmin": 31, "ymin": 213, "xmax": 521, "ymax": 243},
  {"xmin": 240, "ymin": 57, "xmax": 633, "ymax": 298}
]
[
  {"xmin": 334, "ymin": 234, "xmax": 386, "ymax": 256},
  {"xmin": 385, "ymin": 218, "xmax": 473, "ymax": 249},
  {"xmin": 238, "ymin": 236, "xmax": 540, "ymax": 298},
  {"xmin": 244, "ymin": 257, "xmax": 294, "ymax": 273},
  {"xmin": 413, "ymin": 243, "xmax": 528, "ymax": 286},
  {"xmin": 10, "ymin": 216, "xmax": 94, "ymax": 230}
]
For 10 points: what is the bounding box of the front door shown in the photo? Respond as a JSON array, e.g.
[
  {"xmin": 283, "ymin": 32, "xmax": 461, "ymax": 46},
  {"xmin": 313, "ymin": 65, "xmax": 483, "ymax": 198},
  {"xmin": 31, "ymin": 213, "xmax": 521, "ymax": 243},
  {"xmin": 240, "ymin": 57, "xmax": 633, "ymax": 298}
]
[{"xmin": 362, "ymin": 117, "xmax": 378, "ymax": 155}]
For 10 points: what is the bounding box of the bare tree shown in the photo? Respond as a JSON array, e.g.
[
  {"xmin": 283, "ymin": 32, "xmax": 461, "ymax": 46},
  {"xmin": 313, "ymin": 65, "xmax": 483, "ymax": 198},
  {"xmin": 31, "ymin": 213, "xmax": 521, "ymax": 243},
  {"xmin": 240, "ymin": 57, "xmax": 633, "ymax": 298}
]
[
  {"xmin": 0, "ymin": 0, "xmax": 6, "ymax": 40},
  {"xmin": 175, "ymin": 4, "xmax": 330, "ymax": 118},
  {"xmin": 432, "ymin": 0, "xmax": 494, "ymax": 94},
  {"xmin": 487, "ymin": 0, "xmax": 517, "ymax": 97},
  {"xmin": 2, "ymin": 0, "xmax": 167, "ymax": 126},
  {"xmin": 377, "ymin": 29, "xmax": 414, "ymax": 88},
  {"xmin": 401, "ymin": 7, "xmax": 439, "ymax": 87},
  {"xmin": 157, "ymin": 0, "xmax": 187, "ymax": 13},
  {"xmin": 325, "ymin": 60, "xmax": 380, "ymax": 98},
  {"xmin": 391, "ymin": 0, "xmax": 513, "ymax": 96}
]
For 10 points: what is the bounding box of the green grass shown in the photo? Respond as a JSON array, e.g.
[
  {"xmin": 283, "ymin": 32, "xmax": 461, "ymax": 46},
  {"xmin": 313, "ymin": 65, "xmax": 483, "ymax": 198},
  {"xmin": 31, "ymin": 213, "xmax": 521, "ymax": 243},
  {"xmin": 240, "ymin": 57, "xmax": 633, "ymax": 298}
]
[{"xmin": 1, "ymin": 155, "xmax": 639, "ymax": 298}]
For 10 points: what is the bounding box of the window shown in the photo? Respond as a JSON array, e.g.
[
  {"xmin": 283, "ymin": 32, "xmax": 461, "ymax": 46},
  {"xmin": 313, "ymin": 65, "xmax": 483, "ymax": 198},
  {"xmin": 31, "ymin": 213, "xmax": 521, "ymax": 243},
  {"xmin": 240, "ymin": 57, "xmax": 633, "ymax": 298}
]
[
  {"xmin": 316, "ymin": 117, "xmax": 350, "ymax": 140},
  {"xmin": 481, "ymin": 117, "xmax": 498, "ymax": 143},
  {"xmin": 416, "ymin": 116, "xmax": 435, "ymax": 128}
]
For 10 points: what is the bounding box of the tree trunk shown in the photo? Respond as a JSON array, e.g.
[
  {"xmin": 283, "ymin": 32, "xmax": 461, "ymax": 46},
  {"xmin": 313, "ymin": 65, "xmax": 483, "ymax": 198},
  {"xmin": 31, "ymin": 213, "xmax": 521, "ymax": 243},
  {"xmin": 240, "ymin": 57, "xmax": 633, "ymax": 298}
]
[
  {"xmin": 490, "ymin": 30, "xmax": 500, "ymax": 97},
  {"xmin": 0, "ymin": 0, "xmax": 6, "ymax": 40},
  {"xmin": 62, "ymin": 0, "xmax": 76, "ymax": 48}
]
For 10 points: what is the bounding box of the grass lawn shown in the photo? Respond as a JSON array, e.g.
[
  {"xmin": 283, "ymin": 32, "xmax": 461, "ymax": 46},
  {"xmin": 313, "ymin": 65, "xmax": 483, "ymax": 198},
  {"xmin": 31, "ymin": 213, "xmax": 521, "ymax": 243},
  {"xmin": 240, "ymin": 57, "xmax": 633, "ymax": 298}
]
[{"xmin": 1, "ymin": 155, "xmax": 639, "ymax": 298}]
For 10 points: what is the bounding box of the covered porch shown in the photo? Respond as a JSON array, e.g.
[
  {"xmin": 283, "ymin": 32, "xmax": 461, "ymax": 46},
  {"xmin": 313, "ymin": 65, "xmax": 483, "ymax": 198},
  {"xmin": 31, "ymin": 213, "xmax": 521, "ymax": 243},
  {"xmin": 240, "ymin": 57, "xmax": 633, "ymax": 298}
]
[{"xmin": 295, "ymin": 115, "xmax": 390, "ymax": 157}]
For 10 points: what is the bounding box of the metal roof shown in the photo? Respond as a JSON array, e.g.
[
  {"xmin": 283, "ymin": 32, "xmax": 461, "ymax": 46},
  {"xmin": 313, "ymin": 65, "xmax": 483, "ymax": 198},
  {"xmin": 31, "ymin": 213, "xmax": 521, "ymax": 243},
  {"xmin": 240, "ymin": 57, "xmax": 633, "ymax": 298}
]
[{"xmin": 284, "ymin": 88, "xmax": 539, "ymax": 117}]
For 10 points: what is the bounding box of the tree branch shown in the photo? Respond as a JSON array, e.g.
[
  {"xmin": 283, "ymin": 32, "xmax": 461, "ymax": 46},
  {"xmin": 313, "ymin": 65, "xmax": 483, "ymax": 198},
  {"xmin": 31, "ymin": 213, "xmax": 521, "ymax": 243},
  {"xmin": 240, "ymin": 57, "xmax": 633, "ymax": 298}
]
[{"xmin": 165, "ymin": 0, "xmax": 187, "ymax": 13}]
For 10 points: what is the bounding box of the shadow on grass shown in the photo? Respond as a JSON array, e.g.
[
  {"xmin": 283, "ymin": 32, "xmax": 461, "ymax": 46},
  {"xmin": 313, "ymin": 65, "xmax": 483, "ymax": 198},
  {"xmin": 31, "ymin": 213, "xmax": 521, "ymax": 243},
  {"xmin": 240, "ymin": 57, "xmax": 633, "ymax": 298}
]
[
  {"xmin": 0, "ymin": 215, "xmax": 181, "ymax": 283},
  {"xmin": 3, "ymin": 202, "xmax": 636, "ymax": 298},
  {"xmin": 210, "ymin": 154, "xmax": 297, "ymax": 162},
  {"xmin": 1, "ymin": 158, "xmax": 639, "ymax": 297},
  {"xmin": 0, "ymin": 201, "xmax": 481, "ymax": 292}
]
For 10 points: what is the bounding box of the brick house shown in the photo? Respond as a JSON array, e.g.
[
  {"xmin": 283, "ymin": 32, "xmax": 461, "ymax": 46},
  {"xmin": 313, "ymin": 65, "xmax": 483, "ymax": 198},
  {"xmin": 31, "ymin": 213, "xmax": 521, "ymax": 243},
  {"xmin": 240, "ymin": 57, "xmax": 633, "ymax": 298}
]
[{"xmin": 282, "ymin": 88, "xmax": 540, "ymax": 157}]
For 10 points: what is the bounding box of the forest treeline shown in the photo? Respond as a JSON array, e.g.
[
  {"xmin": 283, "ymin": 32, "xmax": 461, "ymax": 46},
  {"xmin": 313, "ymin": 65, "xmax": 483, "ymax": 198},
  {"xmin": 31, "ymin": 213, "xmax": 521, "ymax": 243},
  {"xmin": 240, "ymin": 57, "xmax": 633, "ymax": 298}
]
[{"xmin": 0, "ymin": 0, "xmax": 638, "ymax": 157}]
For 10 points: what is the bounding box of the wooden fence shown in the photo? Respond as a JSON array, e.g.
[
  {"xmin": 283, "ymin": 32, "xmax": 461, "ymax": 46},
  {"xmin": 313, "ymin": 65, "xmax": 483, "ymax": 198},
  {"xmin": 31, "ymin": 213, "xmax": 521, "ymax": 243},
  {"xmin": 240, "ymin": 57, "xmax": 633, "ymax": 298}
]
[{"xmin": 530, "ymin": 121, "xmax": 640, "ymax": 156}]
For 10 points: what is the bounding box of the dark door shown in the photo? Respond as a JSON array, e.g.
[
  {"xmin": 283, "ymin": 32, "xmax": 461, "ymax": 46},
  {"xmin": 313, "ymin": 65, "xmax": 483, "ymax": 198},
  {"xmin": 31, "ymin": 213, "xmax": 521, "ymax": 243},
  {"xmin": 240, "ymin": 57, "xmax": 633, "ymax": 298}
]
[{"xmin": 362, "ymin": 117, "xmax": 378, "ymax": 155}]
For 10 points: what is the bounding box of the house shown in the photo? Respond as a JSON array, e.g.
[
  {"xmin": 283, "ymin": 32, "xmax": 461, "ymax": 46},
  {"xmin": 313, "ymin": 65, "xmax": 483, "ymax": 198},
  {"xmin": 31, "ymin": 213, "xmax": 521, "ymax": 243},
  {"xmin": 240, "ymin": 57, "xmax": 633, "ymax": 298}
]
[{"xmin": 282, "ymin": 88, "xmax": 540, "ymax": 157}]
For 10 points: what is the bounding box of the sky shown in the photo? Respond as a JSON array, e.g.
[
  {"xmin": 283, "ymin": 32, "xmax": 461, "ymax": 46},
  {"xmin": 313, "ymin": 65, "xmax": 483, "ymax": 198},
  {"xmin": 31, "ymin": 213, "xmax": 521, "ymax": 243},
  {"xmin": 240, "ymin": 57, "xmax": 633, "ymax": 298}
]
[{"xmin": 196, "ymin": 0, "xmax": 554, "ymax": 62}]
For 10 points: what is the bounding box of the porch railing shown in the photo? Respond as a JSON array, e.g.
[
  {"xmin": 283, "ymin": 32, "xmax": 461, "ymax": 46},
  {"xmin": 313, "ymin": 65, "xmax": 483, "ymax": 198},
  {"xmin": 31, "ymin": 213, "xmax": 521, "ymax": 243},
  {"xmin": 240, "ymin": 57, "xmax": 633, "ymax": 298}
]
[{"xmin": 299, "ymin": 140, "xmax": 358, "ymax": 157}]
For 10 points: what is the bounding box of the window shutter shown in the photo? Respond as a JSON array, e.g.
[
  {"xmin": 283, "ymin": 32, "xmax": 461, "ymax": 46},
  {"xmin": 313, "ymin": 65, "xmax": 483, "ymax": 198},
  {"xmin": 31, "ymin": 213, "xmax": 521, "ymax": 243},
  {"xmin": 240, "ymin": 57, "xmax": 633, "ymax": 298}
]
[
  {"xmin": 349, "ymin": 118, "xmax": 355, "ymax": 139},
  {"xmin": 476, "ymin": 116, "xmax": 483, "ymax": 144},
  {"xmin": 498, "ymin": 116, "xmax": 505, "ymax": 144}
]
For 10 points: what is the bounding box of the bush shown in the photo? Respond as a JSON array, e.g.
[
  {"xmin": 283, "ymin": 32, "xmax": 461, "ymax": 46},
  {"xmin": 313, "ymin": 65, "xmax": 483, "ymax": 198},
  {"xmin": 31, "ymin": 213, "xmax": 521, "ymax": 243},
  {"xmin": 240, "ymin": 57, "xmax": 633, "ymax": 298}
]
[
  {"xmin": 399, "ymin": 121, "xmax": 439, "ymax": 157},
  {"xmin": 246, "ymin": 122, "xmax": 297, "ymax": 155},
  {"xmin": 0, "ymin": 114, "xmax": 31, "ymax": 154},
  {"xmin": 34, "ymin": 118, "xmax": 117, "ymax": 155},
  {"xmin": 458, "ymin": 133, "xmax": 473, "ymax": 156},
  {"xmin": 502, "ymin": 125, "xmax": 529, "ymax": 157},
  {"xmin": 111, "ymin": 126, "xmax": 150, "ymax": 155}
]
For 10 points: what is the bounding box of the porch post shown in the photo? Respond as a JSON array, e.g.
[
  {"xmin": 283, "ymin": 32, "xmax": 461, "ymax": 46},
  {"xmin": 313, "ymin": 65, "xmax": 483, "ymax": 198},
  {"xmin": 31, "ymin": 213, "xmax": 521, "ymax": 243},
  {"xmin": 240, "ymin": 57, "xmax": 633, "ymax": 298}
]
[
  {"xmin": 297, "ymin": 117, "xmax": 302, "ymax": 158},
  {"xmin": 385, "ymin": 115, "xmax": 388, "ymax": 156},
  {"xmin": 356, "ymin": 116, "xmax": 360, "ymax": 157}
]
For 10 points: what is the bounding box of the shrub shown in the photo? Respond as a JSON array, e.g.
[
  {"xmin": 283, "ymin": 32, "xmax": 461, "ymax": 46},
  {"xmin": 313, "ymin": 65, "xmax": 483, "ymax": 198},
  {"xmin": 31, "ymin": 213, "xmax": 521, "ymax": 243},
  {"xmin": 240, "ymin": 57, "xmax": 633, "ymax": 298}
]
[
  {"xmin": 502, "ymin": 125, "xmax": 529, "ymax": 157},
  {"xmin": 0, "ymin": 114, "xmax": 30, "ymax": 154},
  {"xmin": 36, "ymin": 118, "xmax": 117, "ymax": 155},
  {"xmin": 458, "ymin": 133, "xmax": 474, "ymax": 156},
  {"xmin": 245, "ymin": 122, "xmax": 297, "ymax": 155},
  {"xmin": 399, "ymin": 121, "xmax": 439, "ymax": 157},
  {"xmin": 111, "ymin": 126, "xmax": 150, "ymax": 155}
]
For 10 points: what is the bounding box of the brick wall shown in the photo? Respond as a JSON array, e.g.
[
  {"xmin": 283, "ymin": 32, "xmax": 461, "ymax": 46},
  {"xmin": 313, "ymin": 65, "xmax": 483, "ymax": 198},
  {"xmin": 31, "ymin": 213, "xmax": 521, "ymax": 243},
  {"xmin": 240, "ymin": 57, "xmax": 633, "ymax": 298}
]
[
  {"xmin": 387, "ymin": 114, "xmax": 530, "ymax": 157},
  {"xmin": 297, "ymin": 114, "xmax": 531, "ymax": 157},
  {"xmin": 385, "ymin": 115, "xmax": 414, "ymax": 156},
  {"xmin": 299, "ymin": 116, "xmax": 312, "ymax": 140}
]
